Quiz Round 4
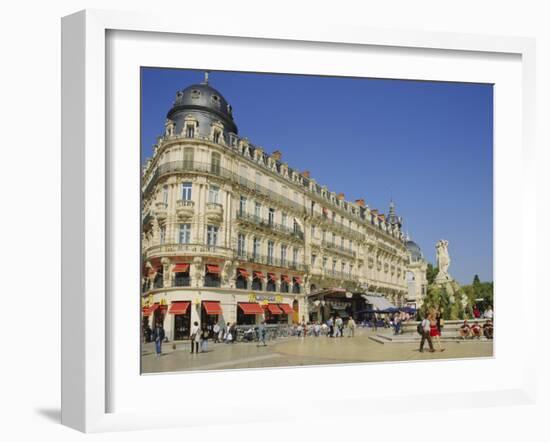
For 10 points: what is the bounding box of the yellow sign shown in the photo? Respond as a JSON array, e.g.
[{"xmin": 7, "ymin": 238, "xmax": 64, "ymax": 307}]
[
  {"xmin": 248, "ymin": 293, "xmax": 257, "ymax": 302},
  {"xmin": 275, "ymin": 295, "xmax": 283, "ymax": 303}
]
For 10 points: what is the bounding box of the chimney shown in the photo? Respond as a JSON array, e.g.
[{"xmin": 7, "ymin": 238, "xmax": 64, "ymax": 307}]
[
  {"xmin": 302, "ymin": 170, "xmax": 310, "ymax": 178},
  {"xmin": 272, "ymin": 150, "xmax": 282, "ymax": 161},
  {"xmin": 379, "ymin": 214, "xmax": 386, "ymax": 221},
  {"xmin": 371, "ymin": 209, "xmax": 379, "ymax": 215},
  {"xmin": 337, "ymin": 193, "xmax": 345, "ymax": 200},
  {"xmin": 355, "ymin": 198, "xmax": 365, "ymax": 207}
]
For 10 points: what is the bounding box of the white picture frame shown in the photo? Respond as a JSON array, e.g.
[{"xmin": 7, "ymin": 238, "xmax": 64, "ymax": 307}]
[{"xmin": 61, "ymin": 9, "xmax": 538, "ymax": 433}]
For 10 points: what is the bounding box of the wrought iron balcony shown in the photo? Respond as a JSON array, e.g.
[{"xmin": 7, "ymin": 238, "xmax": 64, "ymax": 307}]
[
  {"xmin": 144, "ymin": 243, "xmax": 232, "ymax": 259},
  {"xmin": 234, "ymin": 250, "xmax": 307, "ymax": 272},
  {"xmin": 142, "ymin": 160, "xmax": 306, "ymax": 214},
  {"xmin": 321, "ymin": 240, "xmax": 357, "ymax": 258},
  {"xmin": 236, "ymin": 211, "xmax": 304, "ymax": 241},
  {"xmin": 325, "ymin": 269, "xmax": 357, "ymax": 282}
]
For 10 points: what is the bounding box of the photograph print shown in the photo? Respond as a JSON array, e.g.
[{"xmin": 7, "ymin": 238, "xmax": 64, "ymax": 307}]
[{"xmin": 140, "ymin": 68, "xmax": 494, "ymax": 374}]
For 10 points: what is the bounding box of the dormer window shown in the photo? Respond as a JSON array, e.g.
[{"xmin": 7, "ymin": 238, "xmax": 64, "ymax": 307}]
[
  {"xmin": 213, "ymin": 131, "xmax": 221, "ymax": 144},
  {"xmin": 186, "ymin": 125, "xmax": 194, "ymax": 138},
  {"xmin": 211, "ymin": 95, "xmax": 221, "ymax": 108},
  {"xmin": 191, "ymin": 89, "xmax": 200, "ymax": 99}
]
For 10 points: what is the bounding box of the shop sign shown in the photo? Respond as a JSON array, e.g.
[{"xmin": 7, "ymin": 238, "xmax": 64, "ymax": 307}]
[
  {"xmin": 248, "ymin": 293, "xmax": 283, "ymax": 303},
  {"xmin": 329, "ymin": 301, "xmax": 351, "ymax": 310}
]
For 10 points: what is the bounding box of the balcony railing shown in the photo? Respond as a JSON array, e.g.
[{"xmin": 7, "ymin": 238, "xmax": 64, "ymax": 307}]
[
  {"xmin": 312, "ymin": 214, "xmax": 363, "ymax": 241},
  {"xmin": 144, "ymin": 243, "xmax": 232, "ymax": 258},
  {"xmin": 321, "ymin": 240, "xmax": 357, "ymax": 258},
  {"xmin": 143, "ymin": 160, "xmax": 306, "ymax": 214},
  {"xmin": 234, "ymin": 250, "xmax": 307, "ymax": 272},
  {"xmin": 325, "ymin": 270, "xmax": 357, "ymax": 281},
  {"xmin": 236, "ymin": 212, "xmax": 304, "ymax": 241}
]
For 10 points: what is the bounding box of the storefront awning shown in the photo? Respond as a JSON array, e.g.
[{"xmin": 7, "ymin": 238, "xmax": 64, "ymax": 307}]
[
  {"xmin": 238, "ymin": 302, "xmax": 264, "ymax": 315},
  {"xmin": 361, "ymin": 295, "xmax": 396, "ymax": 311},
  {"xmin": 278, "ymin": 304, "xmax": 293, "ymax": 314},
  {"xmin": 293, "ymin": 276, "xmax": 302, "ymax": 285},
  {"xmin": 142, "ymin": 303, "xmax": 159, "ymax": 315},
  {"xmin": 206, "ymin": 264, "xmax": 221, "ymax": 274},
  {"xmin": 253, "ymin": 271, "xmax": 264, "ymax": 279},
  {"xmin": 203, "ymin": 301, "xmax": 223, "ymax": 315},
  {"xmin": 172, "ymin": 263, "xmax": 190, "ymax": 273},
  {"xmin": 168, "ymin": 301, "xmax": 190, "ymax": 315},
  {"xmin": 268, "ymin": 272, "xmax": 276, "ymax": 281},
  {"xmin": 237, "ymin": 268, "xmax": 249, "ymax": 278},
  {"xmin": 281, "ymin": 274, "xmax": 291, "ymax": 283},
  {"xmin": 264, "ymin": 303, "xmax": 283, "ymax": 315}
]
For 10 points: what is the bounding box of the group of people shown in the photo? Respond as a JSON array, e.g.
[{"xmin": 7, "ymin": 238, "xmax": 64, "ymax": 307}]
[
  {"xmin": 418, "ymin": 309, "xmax": 445, "ymax": 353},
  {"xmin": 459, "ymin": 319, "xmax": 493, "ymax": 339}
]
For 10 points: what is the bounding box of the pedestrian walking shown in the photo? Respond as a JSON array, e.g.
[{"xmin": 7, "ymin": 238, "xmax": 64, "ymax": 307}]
[
  {"xmin": 327, "ymin": 316, "xmax": 334, "ymax": 337},
  {"xmin": 257, "ymin": 320, "xmax": 267, "ymax": 346},
  {"xmin": 190, "ymin": 321, "xmax": 201, "ymax": 354},
  {"xmin": 201, "ymin": 325, "xmax": 209, "ymax": 352},
  {"xmin": 419, "ymin": 315, "xmax": 435, "ymax": 353},
  {"xmin": 213, "ymin": 322, "xmax": 220, "ymax": 343},
  {"xmin": 347, "ymin": 316, "xmax": 356, "ymax": 337},
  {"xmin": 152, "ymin": 323, "xmax": 165, "ymax": 356},
  {"xmin": 224, "ymin": 322, "xmax": 232, "ymax": 343},
  {"xmin": 230, "ymin": 323, "xmax": 237, "ymax": 344},
  {"xmin": 430, "ymin": 312, "xmax": 445, "ymax": 351},
  {"xmin": 314, "ymin": 322, "xmax": 321, "ymax": 337},
  {"xmin": 335, "ymin": 316, "xmax": 343, "ymax": 337}
]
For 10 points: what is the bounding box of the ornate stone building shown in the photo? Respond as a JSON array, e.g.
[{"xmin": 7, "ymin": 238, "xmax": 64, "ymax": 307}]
[
  {"xmin": 405, "ymin": 238, "xmax": 428, "ymax": 308},
  {"xmin": 141, "ymin": 75, "xmax": 414, "ymax": 340}
]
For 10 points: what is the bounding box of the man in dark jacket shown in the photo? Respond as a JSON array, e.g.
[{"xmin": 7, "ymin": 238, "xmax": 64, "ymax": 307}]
[{"xmin": 153, "ymin": 323, "xmax": 165, "ymax": 356}]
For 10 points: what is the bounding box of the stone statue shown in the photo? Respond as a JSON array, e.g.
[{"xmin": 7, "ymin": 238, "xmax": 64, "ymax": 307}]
[{"xmin": 435, "ymin": 239, "xmax": 451, "ymax": 282}]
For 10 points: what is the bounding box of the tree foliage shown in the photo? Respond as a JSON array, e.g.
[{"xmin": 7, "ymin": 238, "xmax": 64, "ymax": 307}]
[{"xmin": 426, "ymin": 263, "xmax": 439, "ymax": 285}]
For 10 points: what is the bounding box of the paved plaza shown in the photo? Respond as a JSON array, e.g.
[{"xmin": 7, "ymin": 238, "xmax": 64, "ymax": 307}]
[{"xmin": 141, "ymin": 328, "xmax": 493, "ymax": 374}]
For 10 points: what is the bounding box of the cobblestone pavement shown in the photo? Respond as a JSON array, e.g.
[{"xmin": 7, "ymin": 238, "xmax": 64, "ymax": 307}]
[{"xmin": 141, "ymin": 328, "xmax": 493, "ymax": 374}]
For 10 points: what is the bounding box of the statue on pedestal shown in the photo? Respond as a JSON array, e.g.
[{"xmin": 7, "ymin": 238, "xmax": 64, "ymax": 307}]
[{"xmin": 435, "ymin": 239, "xmax": 452, "ymax": 283}]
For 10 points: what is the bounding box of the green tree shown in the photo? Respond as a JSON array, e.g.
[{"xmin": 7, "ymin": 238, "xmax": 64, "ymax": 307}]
[
  {"xmin": 426, "ymin": 263, "xmax": 439, "ymax": 285},
  {"xmin": 473, "ymin": 274, "xmax": 481, "ymax": 286}
]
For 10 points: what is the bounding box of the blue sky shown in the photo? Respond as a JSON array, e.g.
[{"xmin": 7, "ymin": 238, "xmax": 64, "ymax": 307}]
[{"xmin": 141, "ymin": 68, "xmax": 493, "ymax": 285}]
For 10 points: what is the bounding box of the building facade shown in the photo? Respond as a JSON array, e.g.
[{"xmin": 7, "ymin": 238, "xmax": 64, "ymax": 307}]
[
  {"xmin": 141, "ymin": 76, "xmax": 414, "ymax": 340},
  {"xmin": 405, "ymin": 239, "xmax": 428, "ymax": 308}
]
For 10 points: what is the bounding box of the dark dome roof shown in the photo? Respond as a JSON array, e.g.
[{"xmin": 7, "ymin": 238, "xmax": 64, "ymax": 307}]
[
  {"xmin": 405, "ymin": 240, "xmax": 423, "ymax": 261},
  {"xmin": 167, "ymin": 82, "xmax": 238, "ymax": 137}
]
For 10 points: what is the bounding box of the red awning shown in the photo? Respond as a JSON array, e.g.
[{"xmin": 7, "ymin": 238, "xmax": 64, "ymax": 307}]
[
  {"xmin": 265, "ymin": 303, "xmax": 283, "ymax": 314},
  {"xmin": 253, "ymin": 271, "xmax": 264, "ymax": 279},
  {"xmin": 206, "ymin": 264, "xmax": 221, "ymax": 274},
  {"xmin": 203, "ymin": 301, "xmax": 223, "ymax": 315},
  {"xmin": 268, "ymin": 273, "xmax": 276, "ymax": 282},
  {"xmin": 238, "ymin": 302, "xmax": 264, "ymax": 315},
  {"xmin": 278, "ymin": 304, "xmax": 294, "ymax": 314},
  {"xmin": 293, "ymin": 276, "xmax": 302, "ymax": 285},
  {"xmin": 168, "ymin": 301, "xmax": 190, "ymax": 315},
  {"xmin": 237, "ymin": 268, "xmax": 249, "ymax": 278},
  {"xmin": 173, "ymin": 263, "xmax": 190, "ymax": 273},
  {"xmin": 142, "ymin": 303, "xmax": 159, "ymax": 315},
  {"xmin": 281, "ymin": 275, "xmax": 291, "ymax": 283}
]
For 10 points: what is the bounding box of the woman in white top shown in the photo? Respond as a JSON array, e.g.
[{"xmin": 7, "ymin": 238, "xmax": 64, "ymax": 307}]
[{"xmin": 190, "ymin": 321, "xmax": 201, "ymax": 354}]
